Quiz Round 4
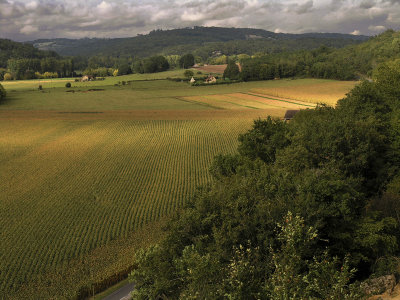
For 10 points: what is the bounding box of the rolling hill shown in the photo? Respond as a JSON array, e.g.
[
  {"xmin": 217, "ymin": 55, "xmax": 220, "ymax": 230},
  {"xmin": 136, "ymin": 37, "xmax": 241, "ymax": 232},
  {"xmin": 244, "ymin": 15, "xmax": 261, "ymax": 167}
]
[{"xmin": 29, "ymin": 26, "xmax": 369, "ymax": 58}]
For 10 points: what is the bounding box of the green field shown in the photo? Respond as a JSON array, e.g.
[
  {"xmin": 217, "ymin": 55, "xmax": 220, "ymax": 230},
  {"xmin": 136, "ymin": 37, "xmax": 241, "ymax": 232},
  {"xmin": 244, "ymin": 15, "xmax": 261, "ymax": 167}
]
[{"xmin": 0, "ymin": 74, "xmax": 356, "ymax": 298}]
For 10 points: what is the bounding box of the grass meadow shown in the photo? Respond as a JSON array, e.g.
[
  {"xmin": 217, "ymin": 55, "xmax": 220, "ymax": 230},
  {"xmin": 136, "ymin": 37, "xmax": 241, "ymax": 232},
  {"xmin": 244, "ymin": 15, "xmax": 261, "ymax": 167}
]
[{"xmin": 0, "ymin": 73, "xmax": 357, "ymax": 298}]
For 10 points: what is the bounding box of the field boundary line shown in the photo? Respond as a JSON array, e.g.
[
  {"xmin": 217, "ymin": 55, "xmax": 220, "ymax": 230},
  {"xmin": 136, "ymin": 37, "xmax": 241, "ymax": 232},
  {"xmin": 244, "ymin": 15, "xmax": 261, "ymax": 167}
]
[
  {"xmin": 175, "ymin": 96, "xmax": 224, "ymax": 110},
  {"xmin": 242, "ymin": 92, "xmax": 315, "ymax": 107},
  {"xmin": 223, "ymin": 94, "xmax": 291, "ymax": 109},
  {"xmin": 202, "ymin": 95, "xmax": 259, "ymax": 110}
]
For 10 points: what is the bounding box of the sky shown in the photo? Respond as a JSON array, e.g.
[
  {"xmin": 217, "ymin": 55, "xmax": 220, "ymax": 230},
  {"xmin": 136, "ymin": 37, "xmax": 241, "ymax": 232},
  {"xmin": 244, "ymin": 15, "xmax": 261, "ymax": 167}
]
[{"xmin": 0, "ymin": 0, "xmax": 399, "ymax": 41}]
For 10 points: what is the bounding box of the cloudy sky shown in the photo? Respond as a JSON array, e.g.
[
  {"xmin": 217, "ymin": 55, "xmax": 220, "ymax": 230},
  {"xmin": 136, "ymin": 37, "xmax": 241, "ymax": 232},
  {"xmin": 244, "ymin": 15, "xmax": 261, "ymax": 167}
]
[{"xmin": 0, "ymin": 0, "xmax": 399, "ymax": 41}]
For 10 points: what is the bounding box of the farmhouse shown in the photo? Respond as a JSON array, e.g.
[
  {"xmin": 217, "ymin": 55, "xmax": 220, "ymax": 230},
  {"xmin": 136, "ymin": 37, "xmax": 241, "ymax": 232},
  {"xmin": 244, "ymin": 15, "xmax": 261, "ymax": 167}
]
[
  {"xmin": 81, "ymin": 75, "xmax": 94, "ymax": 82},
  {"xmin": 283, "ymin": 110, "xmax": 300, "ymax": 121},
  {"xmin": 205, "ymin": 75, "xmax": 217, "ymax": 84}
]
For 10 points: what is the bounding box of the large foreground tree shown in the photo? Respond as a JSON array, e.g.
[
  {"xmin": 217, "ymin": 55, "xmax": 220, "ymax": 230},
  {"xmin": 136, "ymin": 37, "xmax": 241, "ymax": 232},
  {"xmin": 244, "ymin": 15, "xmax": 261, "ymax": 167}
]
[{"xmin": 130, "ymin": 64, "xmax": 400, "ymax": 299}]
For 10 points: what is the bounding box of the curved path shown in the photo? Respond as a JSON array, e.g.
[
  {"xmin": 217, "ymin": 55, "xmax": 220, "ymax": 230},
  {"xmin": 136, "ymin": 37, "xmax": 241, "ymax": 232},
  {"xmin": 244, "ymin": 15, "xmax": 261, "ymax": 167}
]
[{"xmin": 102, "ymin": 282, "xmax": 134, "ymax": 300}]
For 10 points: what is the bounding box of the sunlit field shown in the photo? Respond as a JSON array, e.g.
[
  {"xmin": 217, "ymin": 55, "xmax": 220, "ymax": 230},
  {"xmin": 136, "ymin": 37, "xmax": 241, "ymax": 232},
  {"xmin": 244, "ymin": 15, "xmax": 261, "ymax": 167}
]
[{"xmin": 0, "ymin": 74, "xmax": 357, "ymax": 298}]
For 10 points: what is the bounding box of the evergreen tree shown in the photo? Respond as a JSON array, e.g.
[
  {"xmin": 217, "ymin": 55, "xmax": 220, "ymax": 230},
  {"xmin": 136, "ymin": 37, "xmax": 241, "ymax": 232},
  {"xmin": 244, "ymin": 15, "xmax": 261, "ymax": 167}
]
[{"xmin": 223, "ymin": 59, "xmax": 240, "ymax": 80}]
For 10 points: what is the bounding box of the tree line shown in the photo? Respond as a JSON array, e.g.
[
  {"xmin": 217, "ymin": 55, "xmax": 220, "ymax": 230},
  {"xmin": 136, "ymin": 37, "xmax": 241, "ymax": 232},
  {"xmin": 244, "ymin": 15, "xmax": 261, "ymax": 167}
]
[
  {"xmin": 129, "ymin": 60, "xmax": 400, "ymax": 298},
  {"xmin": 1, "ymin": 29, "xmax": 399, "ymax": 82}
]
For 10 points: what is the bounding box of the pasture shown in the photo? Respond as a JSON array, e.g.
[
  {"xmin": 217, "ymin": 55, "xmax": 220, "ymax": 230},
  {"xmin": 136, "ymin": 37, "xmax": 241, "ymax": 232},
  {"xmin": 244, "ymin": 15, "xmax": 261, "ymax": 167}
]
[{"xmin": 0, "ymin": 75, "xmax": 356, "ymax": 298}]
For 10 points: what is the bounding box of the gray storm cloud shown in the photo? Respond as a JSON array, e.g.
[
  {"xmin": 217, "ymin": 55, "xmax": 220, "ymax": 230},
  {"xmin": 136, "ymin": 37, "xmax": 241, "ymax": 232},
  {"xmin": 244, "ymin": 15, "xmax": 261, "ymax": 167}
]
[{"xmin": 0, "ymin": 0, "xmax": 399, "ymax": 41}]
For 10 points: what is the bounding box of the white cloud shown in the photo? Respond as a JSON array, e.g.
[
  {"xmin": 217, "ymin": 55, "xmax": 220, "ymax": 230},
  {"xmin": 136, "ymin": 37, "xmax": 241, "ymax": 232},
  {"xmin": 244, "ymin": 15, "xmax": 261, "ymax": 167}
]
[
  {"xmin": 96, "ymin": 1, "xmax": 113, "ymax": 14},
  {"xmin": 368, "ymin": 25, "xmax": 387, "ymax": 32},
  {"xmin": 350, "ymin": 30, "xmax": 361, "ymax": 35},
  {"xmin": 25, "ymin": 1, "xmax": 38, "ymax": 10},
  {"xmin": 20, "ymin": 24, "xmax": 38, "ymax": 34},
  {"xmin": 0, "ymin": 0, "xmax": 399, "ymax": 41},
  {"xmin": 181, "ymin": 11, "xmax": 205, "ymax": 22}
]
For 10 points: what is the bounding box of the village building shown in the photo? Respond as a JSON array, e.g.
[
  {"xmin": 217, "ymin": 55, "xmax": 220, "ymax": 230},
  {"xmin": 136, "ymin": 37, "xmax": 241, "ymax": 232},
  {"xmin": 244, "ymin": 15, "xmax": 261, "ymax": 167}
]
[
  {"xmin": 81, "ymin": 75, "xmax": 94, "ymax": 82},
  {"xmin": 205, "ymin": 75, "xmax": 217, "ymax": 84}
]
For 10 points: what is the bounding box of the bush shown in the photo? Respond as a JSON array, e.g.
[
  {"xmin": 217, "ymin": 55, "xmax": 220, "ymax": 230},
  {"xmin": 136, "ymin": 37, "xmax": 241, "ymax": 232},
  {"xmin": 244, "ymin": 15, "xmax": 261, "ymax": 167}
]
[
  {"xmin": 184, "ymin": 70, "xmax": 194, "ymax": 78},
  {"xmin": 0, "ymin": 68, "xmax": 6, "ymax": 81},
  {"xmin": 38, "ymin": 85, "xmax": 42, "ymax": 90},
  {"xmin": 0, "ymin": 83, "xmax": 6, "ymax": 100},
  {"xmin": 65, "ymin": 82, "xmax": 71, "ymax": 88},
  {"xmin": 43, "ymin": 72, "xmax": 58, "ymax": 79},
  {"xmin": 3, "ymin": 73, "xmax": 13, "ymax": 81}
]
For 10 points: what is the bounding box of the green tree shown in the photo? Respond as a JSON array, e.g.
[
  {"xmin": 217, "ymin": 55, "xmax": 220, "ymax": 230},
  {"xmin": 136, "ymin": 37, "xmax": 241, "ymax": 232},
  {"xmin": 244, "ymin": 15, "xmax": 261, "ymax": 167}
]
[
  {"xmin": 165, "ymin": 55, "xmax": 181, "ymax": 69},
  {"xmin": 223, "ymin": 59, "xmax": 240, "ymax": 80},
  {"xmin": 129, "ymin": 66, "xmax": 400, "ymax": 299},
  {"xmin": 183, "ymin": 69, "xmax": 194, "ymax": 78},
  {"xmin": 266, "ymin": 212, "xmax": 362, "ymax": 300},
  {"xmin": 179, "ymin": 54, "xmax": 195, "ymax": 69},
  {"xmin": 116, "ymin": 63, "xmax": 131, "ymax": 75}
]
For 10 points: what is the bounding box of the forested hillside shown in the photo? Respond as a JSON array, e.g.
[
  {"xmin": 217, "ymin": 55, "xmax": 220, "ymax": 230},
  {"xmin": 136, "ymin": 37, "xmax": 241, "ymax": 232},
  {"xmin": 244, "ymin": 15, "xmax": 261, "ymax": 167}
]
[
  {"xmin": 30, "ymin": 27, "xmax": 368, "ymax": 58},
  {"xmin": 239, "ymin": 29, "xmax": 400, "ymax": 81},
  {"xmin": 0, "ymin": 39, "xmax": 74, "ymax": 80},
  {"xmin": 0, "ymin": 39, "xmax": 58, "ymax": 68}
]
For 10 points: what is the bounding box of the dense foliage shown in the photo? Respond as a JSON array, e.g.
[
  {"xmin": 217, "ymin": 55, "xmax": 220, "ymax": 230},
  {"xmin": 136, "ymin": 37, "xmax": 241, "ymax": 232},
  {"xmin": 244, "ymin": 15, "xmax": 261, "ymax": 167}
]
[
  {"xmin": 30, "ymin": 27, "xmax": 367, "ymax": 58},
  {"xmin": 0, "ymin": 38, "xmax": 59, "ymax": 68},
  {"xmin": 179, "ymin": 54, "xmax": 195, "ymax": 69},
  {"xmin": 0, "ymin": 83, "xmax": 5, "ymax": 100},
  {"xmin": 0, "ymin": 39, "xmax": 76, "ymax": 80},
  {"xmin": 239, "ymin": 30, "xmax": 400, "ymax": 81},
  {"xmin": 223, "ymin": 60, "xmax": 240, "ymax": 80},
  {"xmin": 130, "ymin": 63, "xmax": 400, "ymax": 298},
  {"xmin": 133, "ymin": 56, "xmax": 169, "ymax": 74}
]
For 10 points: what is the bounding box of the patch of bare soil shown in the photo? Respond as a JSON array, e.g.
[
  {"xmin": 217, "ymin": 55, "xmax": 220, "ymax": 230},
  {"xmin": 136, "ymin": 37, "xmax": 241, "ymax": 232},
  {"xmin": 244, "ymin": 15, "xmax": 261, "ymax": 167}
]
[{"xmin": 194, "ymin": 64, "xmax": 227, "ymax": 74}]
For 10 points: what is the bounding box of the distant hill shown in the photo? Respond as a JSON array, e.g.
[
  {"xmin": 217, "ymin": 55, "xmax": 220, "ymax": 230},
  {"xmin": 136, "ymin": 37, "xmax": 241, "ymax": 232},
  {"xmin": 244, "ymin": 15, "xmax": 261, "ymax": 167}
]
[
  {"xmin": 0, "ymin": 39, "xmax": 58, "ymax": 68},
  {"xmin": 30, "ymin": 27, "xmax": 369, "ymax": 58}
]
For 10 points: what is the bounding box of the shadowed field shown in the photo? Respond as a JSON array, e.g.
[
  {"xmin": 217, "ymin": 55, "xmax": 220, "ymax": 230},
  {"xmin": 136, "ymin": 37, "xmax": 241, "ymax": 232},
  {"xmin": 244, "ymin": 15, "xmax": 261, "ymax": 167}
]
[{"xmin": 0, "ymin": 76, "xmax": 356, "ymax": 298}]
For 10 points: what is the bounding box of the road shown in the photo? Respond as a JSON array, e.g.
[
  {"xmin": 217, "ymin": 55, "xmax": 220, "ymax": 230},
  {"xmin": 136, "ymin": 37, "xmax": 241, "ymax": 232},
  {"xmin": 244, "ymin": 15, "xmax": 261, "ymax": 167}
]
[{"xmin": 102, "ymin": 282, "xmax": 134, "ymax": 300}]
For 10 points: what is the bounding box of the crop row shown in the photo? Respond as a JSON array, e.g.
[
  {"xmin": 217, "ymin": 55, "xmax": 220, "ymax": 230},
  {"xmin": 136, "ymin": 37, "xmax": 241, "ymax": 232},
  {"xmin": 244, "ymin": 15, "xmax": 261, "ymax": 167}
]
[{"xmin": 0, "ymin": 118, "xmax": 252, "ymax": 295}]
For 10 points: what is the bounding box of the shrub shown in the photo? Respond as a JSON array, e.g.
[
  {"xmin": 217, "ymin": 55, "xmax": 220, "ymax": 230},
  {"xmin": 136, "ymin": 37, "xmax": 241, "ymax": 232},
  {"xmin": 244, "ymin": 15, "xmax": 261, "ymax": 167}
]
[
  {"xmin": 65, "ymin": 82, "xmax": 71, "ymax": 88},
  {"xmin": 184, "ymin": 70, "xmax": 194, "ymax": 78},
  {"xmin": 43, "ymin": 72, "xmax": 58, "ymax": 79},
  {"xmin": 0, "ymin": 68, "xmax": 6, "ymax": 81},
  {"xmin": 3, "ymin": 73, "xmax": 13, "ymax": 81},
  {"xmin": 0, "ymin": 83, "xmax": 6, "ymax": 100},
  {"xmin": 38, "ymin": 85, "xmax": 42, "ymax": 90}
]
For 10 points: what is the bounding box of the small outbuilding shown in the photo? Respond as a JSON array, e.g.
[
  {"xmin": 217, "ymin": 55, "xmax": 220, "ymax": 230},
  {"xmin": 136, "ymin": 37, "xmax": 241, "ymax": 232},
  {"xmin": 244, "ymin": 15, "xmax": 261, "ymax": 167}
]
[
  {"xmin": 283, "ymin": 110, "xmax": 300, "ymax": 121},
  {"xmin": 81, "ymin": 75, "xmax": 94, "ymax": 82},
  {"xmin": 205, "ymin": 75, "xmax": 217, "ymax": 84}
]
